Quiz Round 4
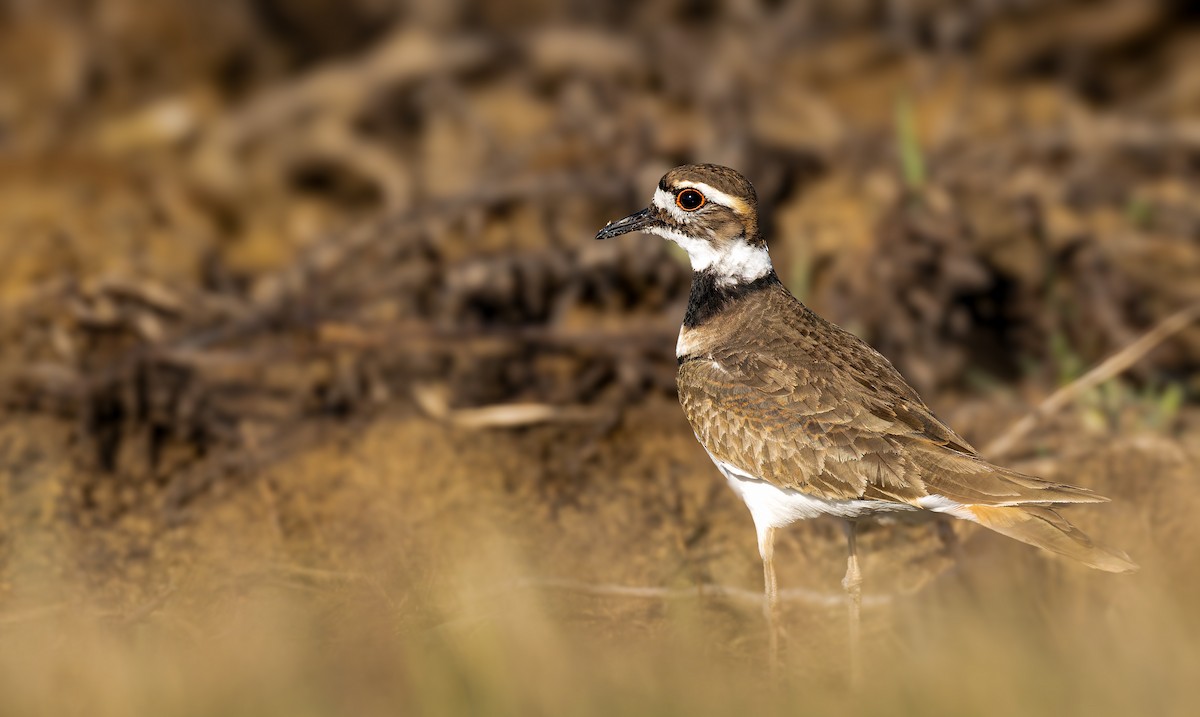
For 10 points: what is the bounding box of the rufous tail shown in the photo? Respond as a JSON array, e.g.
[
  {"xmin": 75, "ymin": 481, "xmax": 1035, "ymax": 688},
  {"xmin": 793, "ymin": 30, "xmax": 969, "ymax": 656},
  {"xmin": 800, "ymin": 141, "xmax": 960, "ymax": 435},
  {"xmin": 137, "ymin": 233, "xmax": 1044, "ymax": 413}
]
[{"xmin": 967, "ymin": 505, "xmax": 1138, "ymax": 573}]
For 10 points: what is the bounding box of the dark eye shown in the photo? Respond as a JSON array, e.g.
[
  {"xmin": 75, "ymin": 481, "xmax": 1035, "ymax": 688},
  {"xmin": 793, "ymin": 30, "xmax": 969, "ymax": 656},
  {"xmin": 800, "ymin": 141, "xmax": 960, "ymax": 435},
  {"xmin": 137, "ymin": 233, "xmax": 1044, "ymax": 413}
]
[{"xmin": 676, "ymin": 189, "xmax": 705, "ymax": 211}]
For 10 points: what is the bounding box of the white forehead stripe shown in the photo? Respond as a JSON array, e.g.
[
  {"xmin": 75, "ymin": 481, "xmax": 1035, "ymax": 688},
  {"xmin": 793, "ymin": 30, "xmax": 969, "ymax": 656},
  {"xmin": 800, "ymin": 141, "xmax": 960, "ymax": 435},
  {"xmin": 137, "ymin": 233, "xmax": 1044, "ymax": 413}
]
[{"xmin": 653, "ymin": 187, "xmax": 690, "ymax": 223}]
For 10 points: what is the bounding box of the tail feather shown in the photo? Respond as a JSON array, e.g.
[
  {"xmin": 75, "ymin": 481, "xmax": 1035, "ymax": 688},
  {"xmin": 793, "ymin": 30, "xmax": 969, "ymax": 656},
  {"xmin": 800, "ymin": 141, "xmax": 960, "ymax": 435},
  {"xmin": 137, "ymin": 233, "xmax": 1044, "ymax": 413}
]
[{"xmin": 967, "ymin": 505, "xmax": 1138, "ymax": 574}]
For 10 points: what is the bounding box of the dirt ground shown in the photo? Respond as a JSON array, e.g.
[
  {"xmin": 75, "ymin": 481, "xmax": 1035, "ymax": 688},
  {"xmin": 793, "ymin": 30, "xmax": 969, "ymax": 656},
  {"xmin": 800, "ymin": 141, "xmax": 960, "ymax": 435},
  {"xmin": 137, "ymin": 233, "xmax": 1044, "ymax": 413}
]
[{"xmin": 2, "ymin": 1, "xmax": 1200, "ymax": 715}]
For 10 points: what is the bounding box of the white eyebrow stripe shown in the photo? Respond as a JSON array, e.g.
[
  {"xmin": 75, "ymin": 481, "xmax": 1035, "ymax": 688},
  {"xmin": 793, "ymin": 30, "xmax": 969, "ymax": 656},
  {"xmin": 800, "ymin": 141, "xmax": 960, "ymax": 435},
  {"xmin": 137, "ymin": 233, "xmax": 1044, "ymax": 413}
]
[
  {"xmin": 674, "ymin": 181, "xmax": 750, "ymax": 215},
  {"xmin": 652, "ymin": 182, "xmax": 749, "ymax": 219}
]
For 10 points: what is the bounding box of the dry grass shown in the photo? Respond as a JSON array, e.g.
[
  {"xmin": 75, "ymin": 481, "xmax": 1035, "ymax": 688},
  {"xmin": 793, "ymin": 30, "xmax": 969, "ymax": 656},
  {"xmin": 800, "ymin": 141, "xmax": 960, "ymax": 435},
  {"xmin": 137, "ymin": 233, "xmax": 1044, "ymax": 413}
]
[{"xmin": 2, "ymin": 400, "xmax": 1197, "ymax": 716}]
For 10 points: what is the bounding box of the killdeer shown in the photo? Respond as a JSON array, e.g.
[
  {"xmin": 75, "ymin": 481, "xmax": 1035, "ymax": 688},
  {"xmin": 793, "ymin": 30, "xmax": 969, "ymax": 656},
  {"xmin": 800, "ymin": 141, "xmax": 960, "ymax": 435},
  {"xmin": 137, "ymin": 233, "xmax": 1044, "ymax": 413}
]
[{"xmin": 595, "ymin": 164, "xmax": 1136, "ymax": 677}]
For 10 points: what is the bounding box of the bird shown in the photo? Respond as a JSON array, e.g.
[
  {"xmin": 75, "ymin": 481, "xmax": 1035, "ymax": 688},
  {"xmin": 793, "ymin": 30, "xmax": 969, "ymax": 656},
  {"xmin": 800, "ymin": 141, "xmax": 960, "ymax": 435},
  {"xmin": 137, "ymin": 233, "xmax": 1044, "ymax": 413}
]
[{"xmin": 594, "ymin": 163, "xmax": 1137, "ymax": 678}]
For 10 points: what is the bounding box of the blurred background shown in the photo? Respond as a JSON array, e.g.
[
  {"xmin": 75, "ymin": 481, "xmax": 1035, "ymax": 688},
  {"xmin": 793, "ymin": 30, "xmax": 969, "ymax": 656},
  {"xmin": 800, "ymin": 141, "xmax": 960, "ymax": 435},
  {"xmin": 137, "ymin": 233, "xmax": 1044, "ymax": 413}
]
[{"xmin": 1, "ymin": 0, "xmax": 1199, "ymax": 714}]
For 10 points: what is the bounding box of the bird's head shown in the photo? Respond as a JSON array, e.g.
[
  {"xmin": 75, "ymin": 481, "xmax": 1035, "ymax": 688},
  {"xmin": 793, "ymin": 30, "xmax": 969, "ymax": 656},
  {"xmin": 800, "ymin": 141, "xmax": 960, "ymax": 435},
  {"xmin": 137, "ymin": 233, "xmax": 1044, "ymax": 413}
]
[{"xmin": 595, "ymin": 164, "xmax": 772, "ymax": 286}]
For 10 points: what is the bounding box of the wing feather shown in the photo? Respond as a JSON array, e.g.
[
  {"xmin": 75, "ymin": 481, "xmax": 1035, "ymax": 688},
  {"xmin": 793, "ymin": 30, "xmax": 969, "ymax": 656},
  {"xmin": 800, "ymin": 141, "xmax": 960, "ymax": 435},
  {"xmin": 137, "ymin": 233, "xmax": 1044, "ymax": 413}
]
[{"xmin": 677, "ymin": 285, "xmax": 1107, "ymax": 506}]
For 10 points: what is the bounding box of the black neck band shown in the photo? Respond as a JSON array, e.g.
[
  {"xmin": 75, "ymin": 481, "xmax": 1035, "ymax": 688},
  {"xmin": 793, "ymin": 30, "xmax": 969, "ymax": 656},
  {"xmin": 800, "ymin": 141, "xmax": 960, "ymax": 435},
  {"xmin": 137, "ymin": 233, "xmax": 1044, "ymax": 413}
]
[{"xmin": 682, "ymin": 270, "xmax": 779, "ymax": 328}]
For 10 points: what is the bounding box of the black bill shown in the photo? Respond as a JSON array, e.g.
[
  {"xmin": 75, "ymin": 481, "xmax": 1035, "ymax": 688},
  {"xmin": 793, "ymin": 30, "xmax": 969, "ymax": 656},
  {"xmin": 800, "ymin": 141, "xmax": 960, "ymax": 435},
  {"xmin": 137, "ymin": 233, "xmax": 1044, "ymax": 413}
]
[{"xmin": 594, "ymin": 207, "xmax": 659, "ymax": 240}]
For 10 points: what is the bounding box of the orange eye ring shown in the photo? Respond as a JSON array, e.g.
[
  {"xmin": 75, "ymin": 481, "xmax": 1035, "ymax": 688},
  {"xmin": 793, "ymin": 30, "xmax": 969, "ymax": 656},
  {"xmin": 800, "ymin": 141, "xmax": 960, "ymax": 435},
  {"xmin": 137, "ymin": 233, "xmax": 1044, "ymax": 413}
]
[{"xmin": 676, "ymin": 188, "xmax": 706, "ymax": 211}]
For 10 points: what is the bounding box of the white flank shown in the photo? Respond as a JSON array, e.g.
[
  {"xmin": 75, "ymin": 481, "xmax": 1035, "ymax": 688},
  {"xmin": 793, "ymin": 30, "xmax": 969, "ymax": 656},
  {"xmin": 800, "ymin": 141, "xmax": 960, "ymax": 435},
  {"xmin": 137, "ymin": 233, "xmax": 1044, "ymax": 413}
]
[{"xmin": 702, "ymin": 447, "xmax": 916, "ymax": 558}]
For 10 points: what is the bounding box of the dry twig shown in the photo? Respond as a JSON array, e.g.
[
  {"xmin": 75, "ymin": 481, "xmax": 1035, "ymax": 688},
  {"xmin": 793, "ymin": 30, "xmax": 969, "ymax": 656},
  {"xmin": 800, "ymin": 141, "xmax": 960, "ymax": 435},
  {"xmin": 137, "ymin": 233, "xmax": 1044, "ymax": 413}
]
[
  {"xmin": 984, "ymin": 301, "xmax": 1200, "ymax": 458},
  {"xmin": 412, "ymin": 384, "xmax": 613, "ymax": 429}
]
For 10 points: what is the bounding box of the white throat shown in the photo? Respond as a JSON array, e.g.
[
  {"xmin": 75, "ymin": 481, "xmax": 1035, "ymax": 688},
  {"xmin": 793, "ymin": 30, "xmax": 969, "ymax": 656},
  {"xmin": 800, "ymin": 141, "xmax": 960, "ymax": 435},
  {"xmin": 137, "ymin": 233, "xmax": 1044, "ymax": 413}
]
[{"xmin": 649, "ymin": 226, "xmax": 773, "ymax": 286}]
